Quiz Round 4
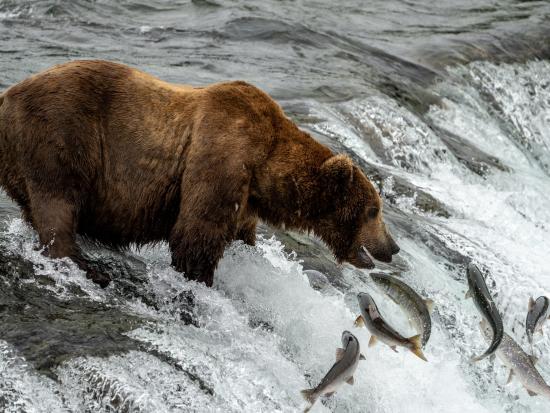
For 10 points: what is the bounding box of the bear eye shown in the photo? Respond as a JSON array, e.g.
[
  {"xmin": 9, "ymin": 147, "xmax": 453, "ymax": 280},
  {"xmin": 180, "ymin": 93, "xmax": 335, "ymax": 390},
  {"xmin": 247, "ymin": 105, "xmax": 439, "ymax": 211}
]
[{"xmin": 367, "ymin": 207, "xmax": 379, "ymax": 220}]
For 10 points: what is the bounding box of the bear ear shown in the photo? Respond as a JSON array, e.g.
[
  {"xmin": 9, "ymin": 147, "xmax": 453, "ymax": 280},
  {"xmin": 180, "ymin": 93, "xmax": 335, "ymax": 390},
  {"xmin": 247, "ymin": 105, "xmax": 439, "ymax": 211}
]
[{"xmin": 320, "ymin": 154, "xmax": 354, "ymax": 188}]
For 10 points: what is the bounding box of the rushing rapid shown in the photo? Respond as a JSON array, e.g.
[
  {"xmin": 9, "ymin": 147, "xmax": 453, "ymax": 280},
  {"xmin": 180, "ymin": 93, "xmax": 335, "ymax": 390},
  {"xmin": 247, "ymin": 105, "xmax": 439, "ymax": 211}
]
[{"xmin": 1, "ymin": 1, "xmax": 550, "ymax": 412}]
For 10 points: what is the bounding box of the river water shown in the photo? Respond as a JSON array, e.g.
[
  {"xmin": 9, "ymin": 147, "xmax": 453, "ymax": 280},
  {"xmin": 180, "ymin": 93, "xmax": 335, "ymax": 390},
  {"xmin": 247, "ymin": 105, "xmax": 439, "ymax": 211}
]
[{"xmin": 1, "ymin": 1, "xmax": 550, "ymax": 412}]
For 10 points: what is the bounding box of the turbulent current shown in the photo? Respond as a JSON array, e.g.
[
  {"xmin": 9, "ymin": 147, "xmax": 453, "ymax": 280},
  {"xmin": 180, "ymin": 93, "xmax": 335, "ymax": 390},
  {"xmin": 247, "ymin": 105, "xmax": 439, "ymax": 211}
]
[{"xmin": 1, "ymin": 1, "xmax": 550, "ymax": 412}]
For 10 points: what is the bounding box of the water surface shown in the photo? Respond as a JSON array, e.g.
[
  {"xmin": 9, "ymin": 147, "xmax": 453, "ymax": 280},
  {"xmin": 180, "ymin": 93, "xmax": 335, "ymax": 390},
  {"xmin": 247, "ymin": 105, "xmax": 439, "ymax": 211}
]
[{"xmin": 1, "ymin": 1, "xmax": 550, "ymax": 412}]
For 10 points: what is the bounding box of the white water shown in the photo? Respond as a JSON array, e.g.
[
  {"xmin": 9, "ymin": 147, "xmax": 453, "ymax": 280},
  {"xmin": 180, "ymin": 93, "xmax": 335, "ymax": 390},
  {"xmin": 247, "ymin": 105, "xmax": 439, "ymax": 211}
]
[{"xmin": 1, "ymin": 60, "xmax": 549, "ymax": 412}]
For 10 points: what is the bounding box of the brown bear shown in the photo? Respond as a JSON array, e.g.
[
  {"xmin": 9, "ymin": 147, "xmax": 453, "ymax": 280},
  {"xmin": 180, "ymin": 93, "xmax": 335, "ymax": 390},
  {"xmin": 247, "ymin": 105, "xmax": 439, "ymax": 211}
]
[{"xmin": 0, "ymin": 60, "xmax": 399, "ymax": 288}]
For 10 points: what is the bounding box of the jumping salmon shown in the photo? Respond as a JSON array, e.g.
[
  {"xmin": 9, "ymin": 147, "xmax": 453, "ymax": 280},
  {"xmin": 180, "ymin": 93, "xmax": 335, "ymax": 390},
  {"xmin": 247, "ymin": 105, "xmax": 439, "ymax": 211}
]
[
  {"xmin": 355, "ymin": 292, "xmax": 426, "ymax": 361},
  {"xmin": 301, "ymin": 331, "xmax": 364, "ymax": 412},
  {"xmin": 526, "ymin": 296, "xmax": 550, "ymax": 346},
  {"xmin": 480, "ymin": 320, "xmax": 550, "ymax": 399},
  {"xmin": 466, "ymin": 263, "xmax": 503, "ymax": 361},
  {"xmin": 370, "ymin": 273, "xmax": 432, "ymax": 347}
]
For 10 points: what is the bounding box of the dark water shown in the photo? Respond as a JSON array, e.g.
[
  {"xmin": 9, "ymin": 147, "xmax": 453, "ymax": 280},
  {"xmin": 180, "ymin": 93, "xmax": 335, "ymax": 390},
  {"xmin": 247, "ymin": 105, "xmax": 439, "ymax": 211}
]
[
  {"xmin": 1, "ymin": 1, "xmax": 550, "ymax": 412},
  {"xmin": 1, "ymin": 0, "xmax": 549, "ymax": 98}
]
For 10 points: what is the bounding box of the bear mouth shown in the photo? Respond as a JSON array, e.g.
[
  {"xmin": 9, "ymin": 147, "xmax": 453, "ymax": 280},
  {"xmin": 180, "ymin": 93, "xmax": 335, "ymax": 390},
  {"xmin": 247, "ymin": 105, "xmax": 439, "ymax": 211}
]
[{"xmin": 350, "ymin": 246, "xmax": 375, "ymax": 269}]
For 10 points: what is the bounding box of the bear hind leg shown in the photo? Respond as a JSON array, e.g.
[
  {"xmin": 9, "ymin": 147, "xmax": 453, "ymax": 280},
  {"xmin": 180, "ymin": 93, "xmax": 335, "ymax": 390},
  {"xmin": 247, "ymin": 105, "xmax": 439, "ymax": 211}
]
[{"xmin": 27, "ymin": 189, "xmax": 111, "ymax": 288}]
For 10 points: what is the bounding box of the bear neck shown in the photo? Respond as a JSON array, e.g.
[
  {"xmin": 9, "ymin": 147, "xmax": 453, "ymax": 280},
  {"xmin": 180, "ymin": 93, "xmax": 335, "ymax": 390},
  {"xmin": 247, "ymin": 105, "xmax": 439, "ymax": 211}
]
[{"xmin": 250, "ymin": 129, "xmax": 334, "ymax": 234}]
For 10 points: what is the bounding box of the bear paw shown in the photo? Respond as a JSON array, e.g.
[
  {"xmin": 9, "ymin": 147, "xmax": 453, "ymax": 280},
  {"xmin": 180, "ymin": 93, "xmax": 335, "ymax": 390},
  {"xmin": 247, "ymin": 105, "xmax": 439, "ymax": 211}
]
[{"xmin": 86, "ymin": 268, "xmax": 112, "ymax": 288}]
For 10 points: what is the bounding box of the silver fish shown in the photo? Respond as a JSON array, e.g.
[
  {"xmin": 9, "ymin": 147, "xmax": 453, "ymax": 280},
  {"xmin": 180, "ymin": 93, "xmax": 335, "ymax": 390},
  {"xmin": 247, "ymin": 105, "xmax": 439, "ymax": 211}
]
[
  {"xmin": 301, "ymin": 331, "xmax": 364, "ymax": 412},
  {"xmin": 480, "ymin": 320, "xmax": 550, "ymax": 399},
  {"xmin": 526, "ymin": 296, "xmax": 550, "ymax": 345},
  {"xmin": 370, "ymin": 273, "xmax": 433, "ymax": 347},
  {"xmin": 355, "ymin": 292, "xmax": 426, "ymax": 361},
  {"xmin": 466, "ymin": 263, "xmax": 503, "ymax": 361}
]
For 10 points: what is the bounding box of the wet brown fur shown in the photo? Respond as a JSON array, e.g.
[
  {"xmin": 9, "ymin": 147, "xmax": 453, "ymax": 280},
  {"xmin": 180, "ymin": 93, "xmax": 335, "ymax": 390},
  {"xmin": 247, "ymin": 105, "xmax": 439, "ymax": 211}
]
[{"xmin": 0, "ymin": 60, "xmax": 399, "ymax": 287}]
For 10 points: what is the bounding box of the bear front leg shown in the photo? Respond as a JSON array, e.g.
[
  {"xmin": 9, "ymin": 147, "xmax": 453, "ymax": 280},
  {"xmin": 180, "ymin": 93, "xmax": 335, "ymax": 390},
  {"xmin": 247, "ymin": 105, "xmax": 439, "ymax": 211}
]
[
  {"xmin": 236, "ymin": 216, "xmax": 257, "ymax": 246},
  {"xmin": 170, "ymin": 225, "xmax": 230, "ymax": 287},
  {"xmin": 169, "ymin": 152, "xmax": 250, "ymax": 287}
]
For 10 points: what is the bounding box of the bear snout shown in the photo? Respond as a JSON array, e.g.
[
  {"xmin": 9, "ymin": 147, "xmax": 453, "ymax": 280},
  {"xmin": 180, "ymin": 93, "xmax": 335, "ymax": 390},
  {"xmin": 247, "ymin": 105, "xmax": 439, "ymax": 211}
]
[{"xmin": 366, "ymin": 234, "xmax": 399, "ymax": 263}]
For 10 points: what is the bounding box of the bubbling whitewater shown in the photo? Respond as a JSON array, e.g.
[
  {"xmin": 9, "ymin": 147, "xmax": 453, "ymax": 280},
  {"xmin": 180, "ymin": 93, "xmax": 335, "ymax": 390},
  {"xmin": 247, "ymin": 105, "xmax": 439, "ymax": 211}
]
[
  {"xmin": 1, "ymin": 59, "xmax": 549, "ymax": 413},
  {"xmin": 1, "ymin": 1, "xmax": 550, "ymax": 411}
]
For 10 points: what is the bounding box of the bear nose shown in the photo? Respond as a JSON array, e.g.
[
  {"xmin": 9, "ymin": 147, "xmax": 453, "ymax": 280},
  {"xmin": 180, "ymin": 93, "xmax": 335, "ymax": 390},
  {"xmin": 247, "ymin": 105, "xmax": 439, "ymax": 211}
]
[
  {"xmin": 391, "ymin": 242, "xmax": 400, "ymax": 255},
  {"xmin": 388, "ymin": 236, "xmax": 400, "ymax": 255}
]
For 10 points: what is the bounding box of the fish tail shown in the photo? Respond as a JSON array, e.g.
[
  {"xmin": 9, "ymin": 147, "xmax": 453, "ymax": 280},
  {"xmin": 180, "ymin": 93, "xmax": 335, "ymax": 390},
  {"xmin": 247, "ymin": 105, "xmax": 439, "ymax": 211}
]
[
  {"xmin": 470, "ymin": 351, "xmax": 493, "ymax": 362},
  {"xmin": 409, "ymin": 334, "xmax": 428, "ymax": 362},
  {"xmin": 300, "ymin": 388, "xmax": 316, "ymax": 404},
  {"xmin": 354, "ymin": 315, "xmax": 365, "ymax": 327},
  {"xmin": 472, "ymin": 326, "xmax": 503, "ymax": 362}
]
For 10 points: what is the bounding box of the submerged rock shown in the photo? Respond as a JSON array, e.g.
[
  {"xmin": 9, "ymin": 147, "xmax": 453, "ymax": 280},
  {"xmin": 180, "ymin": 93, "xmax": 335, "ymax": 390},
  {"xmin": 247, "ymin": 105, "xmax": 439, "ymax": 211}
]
[
  {"xmin": 258, "ymin": 224, "xmax": 347, "ymax": 290},
  {"xmin": 310, "ymin": 126, "xmax": 452, "ymax": 218},
  {"xmin": 0, "ymin": 245, "xmax": 204, "ymax": 382},
  {"xmin": 378, "ymin": 78, "xmax": 444, "ymax": 115},
  {"xmin": 0, "ymin": 279, "xmax": 143, "ymax": 379},
  {"xmin": 430, "ymin": 124, "xmax": 510, "ymax": 176},
  {"xmin": 170, "ymin": 289, "xmax": 199, "ymax": 327}
]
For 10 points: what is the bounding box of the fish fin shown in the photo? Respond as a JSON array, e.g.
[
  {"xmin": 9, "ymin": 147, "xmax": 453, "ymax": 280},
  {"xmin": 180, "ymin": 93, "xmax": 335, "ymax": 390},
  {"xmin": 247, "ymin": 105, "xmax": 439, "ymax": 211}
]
[
  {"xmin": 465, "ymin": 290, "xmax": 472, "ymax": 299},
  {"xmin": 300, "ymin": 389, "xmax": 316, "ymax": 404},
  {"xmin": 424, "ymin": 299, "xmax": 435, "ymax": 312},
  {"xmin": 526, "ymin": 389, "xmax": 538, "ymax": 397},
  {"xmin": 528, "ymin": 297, "xmax": 536, "ymax": 311},
  {"xmin": 360, "ymin": 353, "xmax": 366, "ymax": 360},
  {"xmin": 409, "ymin": 334, "xmax": 428, "ymax": 362},
  {"xmin": 354, "ymin": 315, "xmax": 365, "ymax": 328},
  {"xmin": 390, "ymin": 345, "xmax": 399, "ymax": 353},
  {"xmin": 303, "ymin": 404, "xmax": 315, "ymax": 413},
  {"xmin": 470, "ymin": 354, "xmax": 484, "ymax": 362},
  {"xmin": 325, "ymin": 391, "xmax": 336, "ymax": 397},
  {"xmin": 529, "ymin": 355, "xmax": 539, "ymax": 365},
  {"xmin": 335, "ymin": 348, "xmax": 345, "ymax": 361},
  {"xmin": 346, "ymin": 376, "xmax": 354, "ymax": 385},
  {"xmin": 368, "ymin": 335, "xmax": 378, "ymax": 347},
  {"xmin": 506, "ymin": 370, "xmax": 514, "ymax": 385}
]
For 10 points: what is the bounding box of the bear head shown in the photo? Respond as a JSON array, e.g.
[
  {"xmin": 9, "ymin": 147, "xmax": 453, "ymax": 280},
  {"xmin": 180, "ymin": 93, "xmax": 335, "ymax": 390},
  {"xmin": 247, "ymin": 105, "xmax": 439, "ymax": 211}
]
[{"xmin": 314, "ymin": 154, "xmax": 400, "ymax": 269}]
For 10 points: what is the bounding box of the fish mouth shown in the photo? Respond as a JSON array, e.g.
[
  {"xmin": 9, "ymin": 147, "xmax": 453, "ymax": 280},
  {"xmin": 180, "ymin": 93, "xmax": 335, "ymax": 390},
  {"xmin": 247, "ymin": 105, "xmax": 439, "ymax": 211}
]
[{"xmin": 349, "ymin": 246, "xmax": 375, "ymax": 269}]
